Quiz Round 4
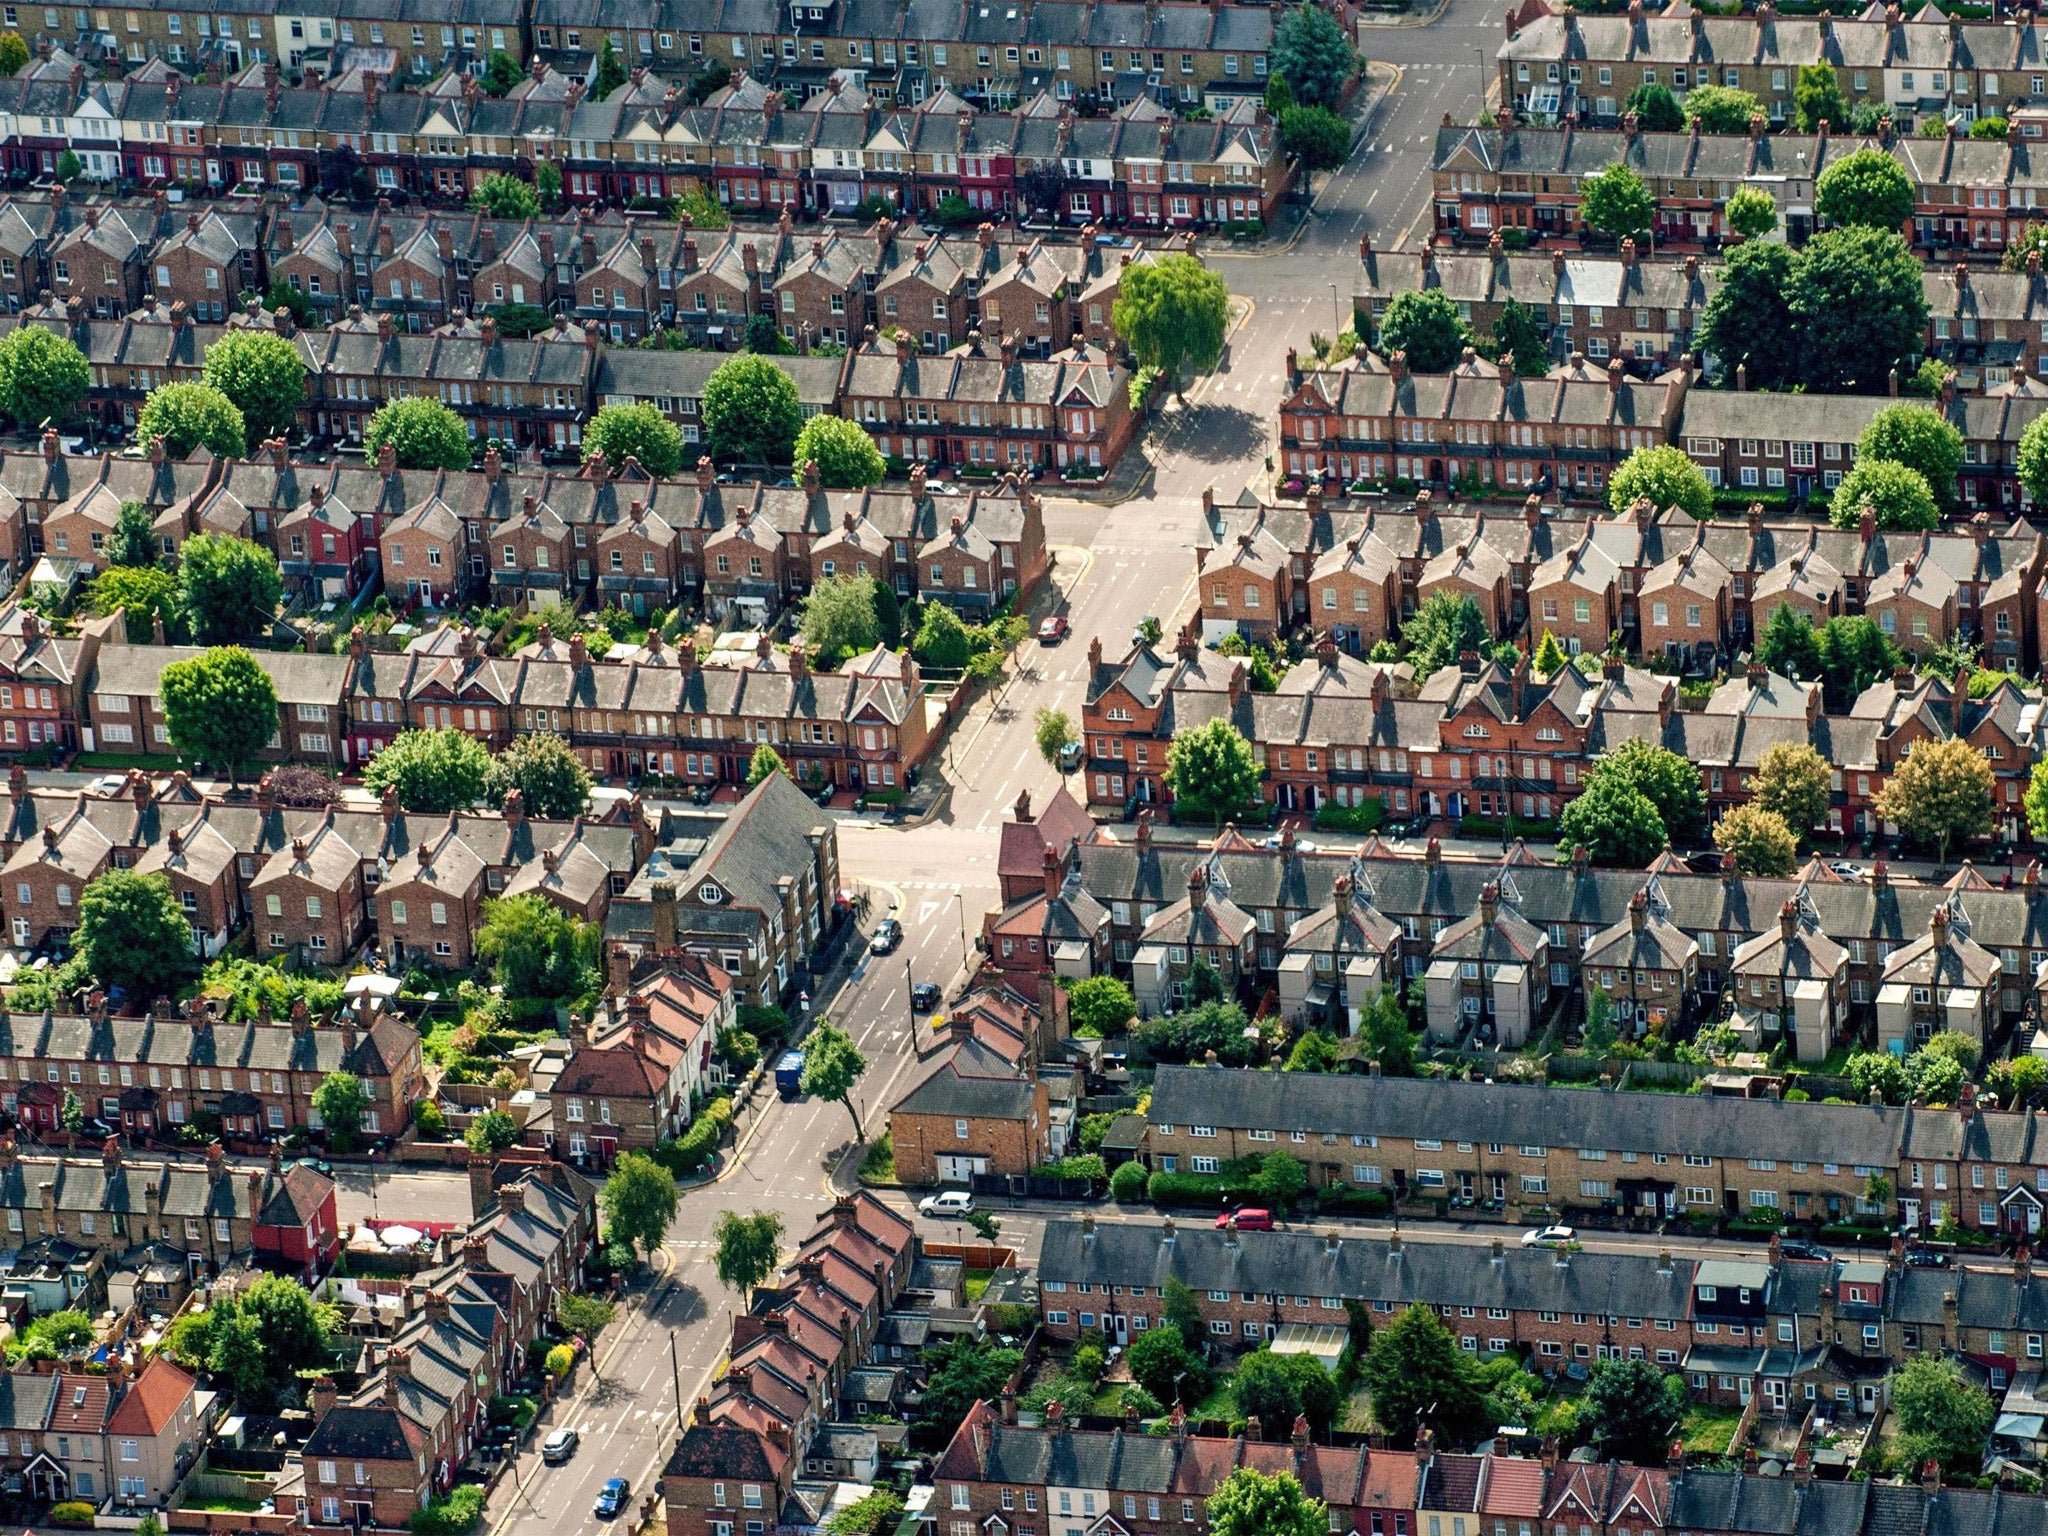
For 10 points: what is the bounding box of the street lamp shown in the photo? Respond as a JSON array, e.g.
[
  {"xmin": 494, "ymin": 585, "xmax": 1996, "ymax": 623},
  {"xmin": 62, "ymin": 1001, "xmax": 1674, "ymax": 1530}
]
[
  {"xmin": 905, "ymin": 956, "xmax": 916, "ymax": 1034},
  {"xmin": 953, "ymin": 890, "xmax": 969, "ymax": 974},
  {"xmin": 1329, "ymin": 282, "xmax": 1342, "ymax": 343}
]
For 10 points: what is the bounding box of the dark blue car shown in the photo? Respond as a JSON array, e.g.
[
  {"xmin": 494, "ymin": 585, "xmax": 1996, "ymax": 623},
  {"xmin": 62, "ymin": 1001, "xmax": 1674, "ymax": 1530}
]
[{"xmin": 596, "ymin": 1478, "xmax": 630, "ymax": 1519}]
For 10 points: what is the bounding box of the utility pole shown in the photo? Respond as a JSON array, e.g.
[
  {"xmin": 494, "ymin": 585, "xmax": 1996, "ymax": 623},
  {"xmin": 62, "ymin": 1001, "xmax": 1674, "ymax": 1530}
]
[
  {"xmin": 669, "ymin": 1328, "xmax": 685, "ymax": 1427},
  {"xmin": 905, "ymin": 957, "xmax": 916, "ymax": 1034}
]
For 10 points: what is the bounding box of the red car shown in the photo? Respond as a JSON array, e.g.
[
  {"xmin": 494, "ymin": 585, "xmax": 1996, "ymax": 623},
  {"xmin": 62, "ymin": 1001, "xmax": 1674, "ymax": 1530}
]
[
  {"xmin": 1037, "ymin": 615, "xmax": 1069, "ymax": 643},
  {"xmin": 1216, "ymin": 1207, "xmax": 1274, "ymax": 1231}
]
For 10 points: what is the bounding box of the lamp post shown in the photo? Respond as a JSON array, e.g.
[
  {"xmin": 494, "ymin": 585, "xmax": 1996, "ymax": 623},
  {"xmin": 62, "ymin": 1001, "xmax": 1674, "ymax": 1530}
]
[{"xmin": 1329, "ymin": 282, "xmax": 1342, "ymax": 343}]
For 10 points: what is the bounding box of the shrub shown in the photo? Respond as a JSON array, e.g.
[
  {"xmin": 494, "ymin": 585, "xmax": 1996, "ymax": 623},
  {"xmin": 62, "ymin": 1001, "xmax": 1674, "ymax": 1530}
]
[
  {"xmin": 654, "ymin": 1096, "xmax": 732, "ymax": 1176},
  {"xmin": 1033, "ymin": 1154, "xmax": 1106, "ymax": 1182},
  {"xmin": 1109, "ymin": 1159, "xmax": 1150, "ymax": 1201},
  {"xmin": 544, "ymin": 1343, "xmax": 575, "ymax": 1379},
  {"xmin": 409, "ymin": 1484, "xmax": 486, "ymax": 1536},
  {"xmin": 414, "ymin": 1100, "xmax": 446, "ymax": 1139},
  {"xmin": 51, "ymin": 1505, "xmax": 97, "ymax": 1530}
]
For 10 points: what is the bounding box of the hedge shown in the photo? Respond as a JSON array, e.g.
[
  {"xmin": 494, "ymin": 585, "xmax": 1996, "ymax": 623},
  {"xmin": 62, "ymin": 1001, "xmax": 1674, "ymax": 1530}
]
[
  {"xmin": 653, "ymin": 1095, "xmax": 732, "ymax": 1177},
  {"xmin": 1313, "ymin": 1187, "xmax": 1393, "ymax": 1215},
  {"xmin": 410, "ymin": 1484, "xmax": 485, "ymax": 1536},
  {"xmin": 1108, "ymin": 1160, "xmax": 1149, "ymax": 1200},
  {"xmin": 1033, "ymin": 1154, "xmax": 1106, "ymax": 1181},
  {"xmin": 1147, "ymin": 1171, "xmax": 1261, "ymax": 1206},
  {"xmin": 50, "ymin": 1504, "xmax": 95, "ymax": 1529}
]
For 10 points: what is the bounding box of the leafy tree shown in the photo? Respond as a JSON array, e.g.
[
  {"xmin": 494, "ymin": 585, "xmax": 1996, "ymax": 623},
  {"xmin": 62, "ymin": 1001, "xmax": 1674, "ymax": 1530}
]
[
  {"xmin": 1035, "ymin": 706, "xmax": 1078, "ymax": 771},
  {"xmin": 89, "ymin": 565, "xmax": 183, "ymax": 644},
  {"xmin": 1754, "ymin": 604, "xmax": 1820, "ymax": 681},
  {"xmin": 1114, "ymin": 254, "xmax": 1231, "ymax": 400},
  {"xmin": 1697, "ymin": 239, "xmax": 1798, "ymax": 390},
  {"xmin": 793, "ymin": 415, "xmax": 887, "ymax": 489},
  {"xmin": 364, "ymin": 729, "xmax": 491, "ymax": 812},
  {"xmin": 1726, "ymin": 187, "xmax": 1778, "ymax": 241},
  {"xmin": 583, "ymin": 402, "xmax": 686, "ymax": 478},
  {"xmin": 471, "ymin": 171, "xmax": 540, "ymax": 218},
  {"xmin": 2024, "ymin": 757, "xmax": 2048, "ymax": 842},
  {"xmin": 481, "ymin": 48, "xmax": 525, "ymax": 94},
  {"xmin": 534, "ymin": 160, "xmax": 562, "ymax": 209},
  {"xmin": 475, "ymin": 895, "xmax": 598, "ymax": 1010},
  {"xmin": 202, "ymin": 329, "xmax": 307, "ymax": 444},
  {"xmin": 1608, "ymin": 444, "xmax": 1712, "ymax": 520},
  {"xmin": 802, "ymin": 574, "xmax": 882, "ymax": 668},
  {"xmin": 702, "ymin": 354, "xmax": 803, "ymax": 463},
  {"xmin": 0, "ymin": 322, "xmax": 87, "ymax": 430},
  {"xmin": 1584, "ymin": 986, "xmax": 1617, "ymax": 1055},
  {"xmin": 1234, "ymin": 1349, "xmax": 1343, "ymax": 1437},
  {"xmin": 1284, "ymin": 1031, "xmax": 1340, "ymax": 1072},
  {"xmin": 1558, "ymin": 774, "xmax": 1667, "ymax": 868},
  {"xmin": 556, "ymin": 1292, "xmax": 616, "ymax": 1338},
  {"xmin": 1846, "ymin": 1049, "xmax": 1911, "ymax": 1106},
  {"xmin": 1856, "ymin": 403, "xmax": 1965, "ymax": 517},
  {"xmin": 1252, "ymin": 1149, "xmax": 1308, "ymax": 1206},
  {"xmin": 1789, "ymin": 227, "xmax": 1927, "ymax": 392},
  {"xmin": 311, "ymin": 1071, "xmax": 370, "ymax": 1150},
  {"xmin": 1066, "ymin": 976, "xmax": 1135, "ymax": 1039},
  {"xmin": 747, "ymin": 744, "xmax": 787, "ymax": 786},
  {"xmin": 178, "ymin": 533, "xmax": 282, "ymax": 645},
  {"xmin": 1271, "ymin": 2, "xmax": 1356, "ymax": 107},
  {"xmin": 1264, "ymin": 72, "xmax": 1295, "ymax": 115},
  {"xmin": 1279, "ymin": 104, "xmax": 1351, "ymax": 182},
  {"xmin": 913, "ymin": 603, "xmax": 973, "ymax": 669},
  {"xmin": 603, "ymin": 1150, "xmax": 679, "ymax": 1257},
  {"xmin": 1161, "ymin": 1278, "xmax": 1206, "ymax": 1350},
  {"xmin": 918, "ymin": 1340, "xmax": 1024, "ymax": 1444},
  {"xmin": 712, "ymin": 1209, "xmax": 784, "ymax": 1296},
  {"xmin": 743, "ymin": 312, "xmax": 791, "ymax": 354},
  {"xmin": 484, "ymin": 732, "xmax": 591, "ymax": 819},
  {"xmin": 1817, "ymin": 615, "xmax": 1902, "ymax": 711},
  {"xmin": 827, "ymin": 1492, "xmax": 906, "ymax": 1536},
  {"xmin": 1712, "ymin": 803, "xmax": 1798, "ymax": 877},
  {"xmin": 1795, "ymin": 62, "xmax": 1850, "ymax": 132},
  {"xmin": 75, "ymin": 871, "xmax": 194, "ymax": 1000},
  {"xmin": 364, "ymin": 396, "xmax": 474, "ymax": 470},
  {"xmin": 1135, "ymin": 999, "xmax": 1262, "ymax": 1065},
  {"xmin": 59, "ymin": 1089, "xmax": 83, "ymax": 1133},
  {"xmin": 1360, "ymin": 1304, "xmax": 1485, "ymax": 1445},
  {"xmin": 1684, "ymin": 84, "xmax": 1763, "ymax": 133},
  {"xmin": 1876, "ymin": 737, "xmax": 1995, "ymax": 865},
  {"xmin": 1578, "ymin": 162, "xmax": 1655, "ymax": 242},
  {"xmin": 1624, "ymin": 80, "xmax": 1683, "ymax": 131},
  {"xmin": 799, "ymin": 1021, "xmax": 870, "ymax": 1140},
  {"xmin": 1889, "ymin": 1356, "xmax": 1995, "ymax": 1474},
  {"xmin": 2019, "ymin": 415, "xmax": 2048, "ymax": 509},
  {"xmin": 107, "ymin": 499, "xmax": 160, "ymax": 569},
  {"xmin": 1401, "ymin": 590, "xmax": 1490, "ymax": 678},
  {"xmin": 593, "ymin": 36, "xmax": 627, "ymax": 99},
  {"xmin": 0, "ymin": 32, "xmax": 27, "ymax": 74},
  {"xmin": 1127, "ymin": 1326, "xmax": 1206, "ymax": 1406},
  {"xmin": 1749, "ymin": 741, "xmax": 1832, "ymax": 836},
  {"xmin": 872, "ymin": 580, "xmax": 902, "ymax": 649},
  {"xmin": 1164, "ymin": 718, "xmax": 1263, "ymax": 822},
  {"xmin": 464, "ymin": 1108, "xmax": 518, "ymax": 1154},
  {"xmin": 1532, "ymin": 629, "xmax": 1569, "ymax": 678},
  {"xmin": 1580, "ymin": 1358, "xmax": 1687, "ymax": 1463},
  {"xmin": 138, "ymin": 382, "xmax": 245, "ymax": 460},
  {"xmin": 1599, "ymin": 738, "xmax": 1707, "ymax": 846},
  {"xmin": 1489, "ymin": 300, "xmax": 1550, "ymax": 377},
  {"xmin": 1361, "ymin": 987, "xmax": 1417, "ymax": 1075},
  {"xmin": 1973, "ymin": 115, "xmax": 2011, "ymax": 139},
  {"xmin": 1816, "ymin": 147, "xmax": 1916, "ymax": 230},
  {"xmin": 1209, "ymin": 1470, "xmax": 1328, "ymax": 1536},
  {"xmin": 265, "ymin": 276, "xmax": 315, "ymax": 328},
  {"xmin": 53, "ymin": 149, "xmax": 79, "ymax": 182},
  {"xmin": 1831, "ymin": 457, "xmax": 1938, "ymax": 533},
  {"xmin": 159, "ymin": 647, "xmax": 277, "ymax": 783},
  {"xmin": 1376, "ymin": 289, "xmax": 1469, "ymax": 373}
]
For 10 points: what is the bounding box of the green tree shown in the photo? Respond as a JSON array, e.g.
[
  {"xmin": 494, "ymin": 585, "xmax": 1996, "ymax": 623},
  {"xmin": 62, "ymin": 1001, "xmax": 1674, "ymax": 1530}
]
[
  {"xmin": 311, "ymin": 1071, "xmax": 370, "ymax": 1150},
  {"xmin": 827, "ymin": 1493, "xmax": 906, "ymax": 1536},
  {"xmin": 1846, "ymin": 1050, "xmax": 1910, "ymax": 1106},
  {"xmin": 475, "ymin": 894, "xmax": 599, "ymax": 1009},
  {"xmin": 1816, "ymin": 146, "xmax": 1916, "ymax": 230},
  {"xmin": 1264, "ymin": 72, "xmax": 1295, "ymax": 115},
  {"xmin": 1599, "ymin": 738, "xmax": 1707, "ymax": 845},
  {"xmin": 793, "ymin": 415, "xmax": 887, "ymax": 489},
  {"xmin": 1749, "ymin": 741, "xmax": 1832, "ymax": 836},
  {"xmin": 1376, "ymin": 289, "xmax": 1470, "ymax": 373},
  {"xmin": 535, "ymin": 160, "xmax": 562, "ymax": 209},
  {"xmin": 89, "ymin": 565, "xmax": 182, "ymax": 644},
  {"xmin": 1584, "ymin": 986, "xmax": 1617, "ymax": 1055},
  {"xmin": 1209, "ymin": 1470, "xmax": 1327, "ymax": 1536},
  {"xmin": 1697, "ymin": 239, "xmax": 1799, "ymax": 390},
  {"xmin": 1579, "ymin": 1358, "xmax": 1687, "ymax": 1463},
  {"xmin": 1163, "ymin": 718, "xmax": 1263, "ymax": 822},
  {"xmin": 1360, "ymin": 1304, "xmax": 1485, "ymax": 1446},
  {"xmin": 178, "ymin": 532, "xmax": 281, "ymax": 645},
  {"xmin": 1161, "ymin": 1278, "xmax": 1206, "ymax": 1350},
  {"xmin": 2024, "ymin": 758, "xmax": 2048, "ymax": 841},
  {"xmin": 1856, "ymin": 402, "xmax": 1965, "ymax": 517},
  {"xmin": 799, "ymin": 1020, "xmax": 870, "ymax": 1141},
  {"xmin": 2020, "ymin": 415, "xmax": 2048, "ymax": 509},
  {"xmin": 1726, "ymin": 186, "xmax": 1779, "ymax": 241},
  {"xmin": 1973, "ymin": 115, "xmax": 2011, "ymax": 139},
  {"xmin": 711, "ymin": 1209, "xmax": 784, "ymax": 1296},
  {"xmin": 1284, "ymin": 1031, "xmax": 1339, "ymax": 1072},
  {"xmin": 1608, "ymin": 444, "xmax": 1713, "ymax": 520},
  {"xmin": 584, "ymin": 401, "xmax": 686, "ymax": 478},
  {"xmin": 465, "ymin": 1108, "xmax": 518, "ymax": 1154},
  {"xmin": 702, "ymin": 354, "xmax": 803, "ymax": 463},
  {"xmin": 75, "ymin": 870, "xmax": 193, "ymax": 1001},
  {"xmin": 138, "ymin": 382, "xmax": 245, "ymax": 460},
  {"xmin": 1830, "ymin": 457, "xmax": 1938, "ymax": 533},
  {"xmin": 159, "ymin": 646, "xmax": 277, "ymax": 783},
  {"xmin": 1271, "ymin": 2, "xmax": 1356, "ymax": 107},
  {"xmin": 364, "ymin": 729, "xmax": 491, "ymax": 812},
  {"xmin": 1532, "ymin": 629, "xmax": 1569, "ymax": 678},
  {"xmin": 264, "ymin": 276, "xmax": 314, "ymax": 328},
  {"xmin": 106, "ymin": 499, "xmax": 160, "ymax": 569},
  {"xmin": 1789, "ymin": 226, "xmax": 1927, "ymax": 391},
  {"xmin": 1035, "ymin": 706, "xmax": 1078, "ymax": 771},
  {"xmin": 1754, "ymin": 603, "xmax": 1821, "ymax": 680},
  {"xmin": 918, "ymin": 1340, "xmax": 1024, "ymax": 1444},
  {"xmin": 872, "ymin": 580, "xmax": 903, "ymax": 649},
  {"xmin": 364, "ymin": 396, "xmax": 474, "ymax": 470},
  {"xmin": 1624, "ymin": 80, "xmax": 1683, "ymax": 131},
  {"xmin": 1252, "ymin": 1149, "xmax": 1309, "ymax": 1206},
  {"xmin": 484, "ymin": 732, "xmax": 591, "ymax": 820},
  {"xmin": 1114, "ymin": 254, "xmax": 1231, "ymax": 400},
  {"xmin": 1889, "ymin": 1356, "xmax": 1995, "ymax": 1474},
  {"xmin": 1578, "ymin": 162, "xmax": 1655, "ymax": 242},
  {"xmin": 481, "ymin": 48, "xmax": 525, "ymax": 94},
  {"xmin": 1711, "ymin": 803, "xmax": 1798, "ymax": 876},
  {"xmin": 1401, "ymin": 590, "xmax": 1490, "ymax": 677},
  {"xmin": 801, "ymin": 574, "xmax": 882, "ymax": 668},
  {"xmin": 1817, "ymin": 615, "xmax": 1902, "ymax": 711},
  {"xmin": 1126, "ymin": 1326, "xmax": 1206, "ymax": 1406},
  {"xmin": 603, "ymin": 1150, "xmax": 679, "ymax": 1257},
  {"xmin": 1065, "ymin": 975, "xmax": 1134, "ymax": 1039},
  {"xmin": 58, "ymin": 1088, "xmax": 83, "ymax": 1133},
  {"xmin": 1876, "ymin": 737, "xmax": 1995, "ymax": 865},
  {"xmin": 744, "ymin": 311, "xmax": 791, "ymax": 354},
  {"xmin": 1558, "ymin": 774, "xmax": 1667, "ymax": 868},
  {"xmin": 1489, "ymin": 299, "xmax": 1550, "ymax": 377},
  {"xmin": 53, "ymin": 149, "xmax": 79, "ymax": 182},
  {"xmin": 471, "ymin": 171, "xmax": 540, "ymax": 219},
  {"xmin": 1234, "ymin": 1349, "xmax": 1343, "ymax": 1437},
  {"xmin": 0, "ymin": 326, "xmax": 88, "ymax": 429},
  {"xmin": 1795, "ymin": 62, "xmax": 1850, "ymax": 132},
  {"xmin": 1279, "ymin": 104, "xmax": 1351, "ymax": 183},
  {"xmin": 913, "ymin": 603, "xmax": 973, "ymax": 669},
  {"xmin": 1361, "ymin": 987, "xmax": 1417, "ymax": 1075},
  {"xmin": 747, "ymin": 744, "xmax": 788, "ymax": 786},
  {"xmin": 1683, "ymin": 84, "xmax": 1764, "ymax": 133},
  {"xmin": 593, "ymin": 36, "xmax": 627, "ymax": 99},
  {"xmin": 0, "ymin": 32, "xmax": 28, "ymax": 74},
  {"xmin": 201, "ymin": 329, "xmax": 307, "ymax": 445}
]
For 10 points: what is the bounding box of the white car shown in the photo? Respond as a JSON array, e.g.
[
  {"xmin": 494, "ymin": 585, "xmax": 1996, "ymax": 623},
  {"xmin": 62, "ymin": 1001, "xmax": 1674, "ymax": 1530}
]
[
  {"xmin": 1520, "ymin": 1224, "xmax": 1577, "ymax": 1249},
  {"xmin": 919, "ymin": 1189, "xmax": 975, "ymax": 1218}
]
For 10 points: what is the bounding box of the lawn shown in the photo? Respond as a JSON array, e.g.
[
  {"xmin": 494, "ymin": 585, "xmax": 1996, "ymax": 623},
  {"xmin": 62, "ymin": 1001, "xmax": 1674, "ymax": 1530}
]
[
  {"xmin": 1680, "ymin": 1403, "xmax": 1742, "ymax": 1456},
  {"xmin": 1187, "ymin": 1376, "xmax": 1237, "ymax": 1423},
  {"xmin": 183, "ymin": 1495, "xmax": 263, "ymax": 1514},
  {"xmin": 964, "ymin": 1268, "xmax": 994, "ymax": 1303},
  {"xmin": 72, "ymin": 751, "xmax": 189, "ymax": 772}
]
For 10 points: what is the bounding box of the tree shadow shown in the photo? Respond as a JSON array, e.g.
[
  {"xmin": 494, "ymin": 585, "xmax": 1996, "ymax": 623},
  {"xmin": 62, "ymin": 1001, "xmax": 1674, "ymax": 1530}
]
[{"xmin": 1169, "ymin": 404, "xmax": 1265, "ymax": 464}]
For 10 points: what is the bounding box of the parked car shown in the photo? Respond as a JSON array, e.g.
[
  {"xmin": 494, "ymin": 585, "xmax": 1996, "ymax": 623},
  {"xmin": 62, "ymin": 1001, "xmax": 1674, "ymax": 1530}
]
[
  {"xmin": 870, "ymin": 918, "xmax": 903, "ymax": 954},
  {"xmin": 596, "ymin": 1478, "xmax": 630, "ymax": 1518},
  {"xmin": 919, "ymin": 1189, "xmax": 975, "ymax": 1218},
  {"xmin": 1038, "ymin": 615, "xmax": 1069, "ymax": 643},
  {"xmin": 1216, "ymin": 1207, "xmax": 1274, "ymax": 1231},
  {"xmin": 1520, "ymin": 1224, "xmax": 1577, "ymax": 1249},
  {"xmin": 1830, "ymin": 862, "xmax": 1866, "ymax": 881},
  {"xmin": 911, "ymin": 982, "xmax": 942, "ymax": 1011},
  {"xmin": 1058, "ymin": 740, "xmax": 1083, "ymax": 771},
  {"xmin": 1778, "ymin": 1240, "xmax": 1832, "ymax": 1263},
  {"xmin": 542, "ymin": 1428, "xmax": 578, "ymax": 1464},
  {"xmin": 1903, "ymin": 1248, "xmax": 1952, "ymax": 1268}
]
